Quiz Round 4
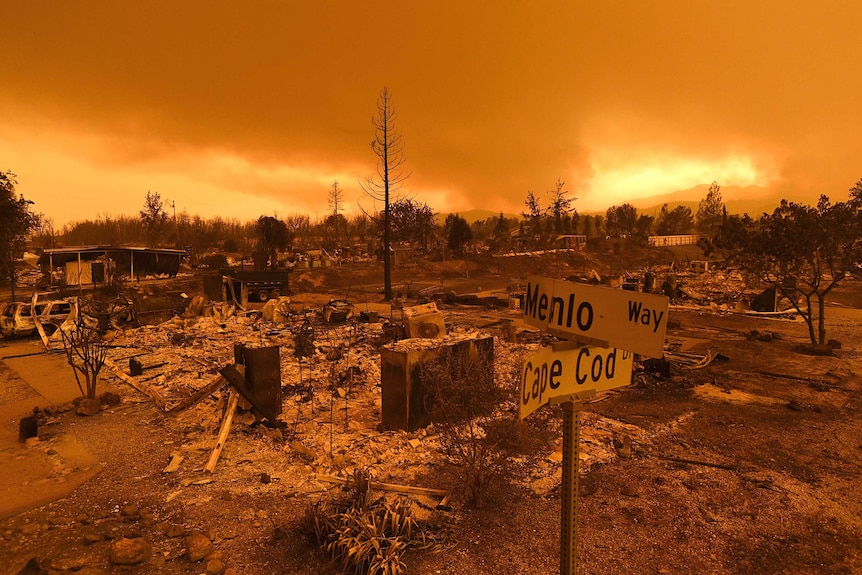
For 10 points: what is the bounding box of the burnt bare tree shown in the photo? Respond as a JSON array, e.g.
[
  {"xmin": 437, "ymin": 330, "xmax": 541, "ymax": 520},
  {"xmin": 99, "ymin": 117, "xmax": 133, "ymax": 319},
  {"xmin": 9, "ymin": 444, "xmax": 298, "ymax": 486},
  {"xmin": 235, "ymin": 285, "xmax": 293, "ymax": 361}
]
[
  {"xmin": 361, "ymin": 87, "xmax": 410, "ymax": 301},
  {"xmin": 284, "ymin": 213, "xmax": 311, "ymax": 250},
  {"xmin": 324, "ymin": 181, "xmax": 348, "ymax": 251},
  {"xmin": 59, "ymin": 311, "xmax": 107, "ymax": 400},
  {"xmin": 328, "ymin": 180, "xmax": 344, "ymax": 217}
]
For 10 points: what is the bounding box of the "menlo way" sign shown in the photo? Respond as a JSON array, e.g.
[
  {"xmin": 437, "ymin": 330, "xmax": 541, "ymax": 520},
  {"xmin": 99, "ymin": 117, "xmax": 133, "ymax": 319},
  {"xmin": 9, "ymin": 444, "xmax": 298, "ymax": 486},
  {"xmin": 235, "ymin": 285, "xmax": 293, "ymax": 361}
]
[{"xmin": 522, "ymin": 275, "xmax": 669, "ymax": 358}]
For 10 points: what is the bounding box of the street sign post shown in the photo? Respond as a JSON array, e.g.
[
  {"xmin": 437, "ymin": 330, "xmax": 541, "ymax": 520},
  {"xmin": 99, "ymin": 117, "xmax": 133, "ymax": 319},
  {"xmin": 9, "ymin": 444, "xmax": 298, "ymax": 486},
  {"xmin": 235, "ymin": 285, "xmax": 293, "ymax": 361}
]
[
  {"xmin": 559, "ymin": 399, "xmax": 580, "ymax": 575},
  {"xmin": 520, "ymin": 342, "xmax": 635, "ymax": 575},
  {"xmin": 519, "ymin": 343, "xmax": 633, "ymax": 420},
  {"xmin": 522, "ymin": 275, "xmax": 670, "ymax": 358},
  {"xmin": 520, "ymin": 275, "xmax": 668, "ymax": 575}
]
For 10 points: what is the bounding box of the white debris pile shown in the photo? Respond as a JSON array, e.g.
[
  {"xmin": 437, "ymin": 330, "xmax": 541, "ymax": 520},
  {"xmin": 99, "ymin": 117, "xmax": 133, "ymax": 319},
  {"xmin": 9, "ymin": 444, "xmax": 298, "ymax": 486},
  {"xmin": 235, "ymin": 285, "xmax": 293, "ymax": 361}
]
[{"xmin": 674, "ymin": 268, "xmax": 753, "ymax": 307}]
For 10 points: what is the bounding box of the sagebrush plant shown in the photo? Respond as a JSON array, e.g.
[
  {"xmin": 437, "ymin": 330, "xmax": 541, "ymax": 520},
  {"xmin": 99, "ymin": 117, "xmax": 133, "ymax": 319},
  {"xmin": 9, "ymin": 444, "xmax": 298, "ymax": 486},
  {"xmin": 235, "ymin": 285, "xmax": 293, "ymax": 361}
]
[
  {"xmin": 420, "ymin": 346, "xmax": 555, "ymax": 508},
  {"xmin": 304, "ymin": 469, "xmax": 441, "ymax": 575}
]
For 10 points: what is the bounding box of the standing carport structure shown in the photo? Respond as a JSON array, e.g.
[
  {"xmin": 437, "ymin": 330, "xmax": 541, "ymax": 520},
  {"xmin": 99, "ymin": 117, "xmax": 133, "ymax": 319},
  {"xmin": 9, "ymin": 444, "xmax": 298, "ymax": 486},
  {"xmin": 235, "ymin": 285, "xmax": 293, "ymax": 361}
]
[{"xmin": 38, "ymin": 246, "xmax": 186, "ymax": 286}]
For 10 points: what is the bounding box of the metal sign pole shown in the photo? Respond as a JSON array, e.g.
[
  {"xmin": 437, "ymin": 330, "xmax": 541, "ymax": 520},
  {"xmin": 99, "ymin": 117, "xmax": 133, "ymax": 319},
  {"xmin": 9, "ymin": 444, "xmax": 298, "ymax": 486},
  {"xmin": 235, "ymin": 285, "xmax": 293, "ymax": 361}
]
[{"xmin": 560, "ymin": 400, "xmax": 580, "ymax": 575}]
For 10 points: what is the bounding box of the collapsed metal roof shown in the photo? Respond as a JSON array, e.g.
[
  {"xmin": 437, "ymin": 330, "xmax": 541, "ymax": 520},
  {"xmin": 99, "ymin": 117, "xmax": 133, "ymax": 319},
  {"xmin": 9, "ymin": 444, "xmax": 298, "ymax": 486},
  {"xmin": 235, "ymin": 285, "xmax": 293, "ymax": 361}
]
[{"xmin": 38, "ymin": 246, "xmax": 186, "ymax": 278}]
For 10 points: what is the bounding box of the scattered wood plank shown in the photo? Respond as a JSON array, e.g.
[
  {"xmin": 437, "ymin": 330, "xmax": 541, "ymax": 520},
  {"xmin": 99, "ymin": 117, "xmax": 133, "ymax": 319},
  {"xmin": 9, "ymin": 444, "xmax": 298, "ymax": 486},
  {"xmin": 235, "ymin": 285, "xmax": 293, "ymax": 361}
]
[
  {"xmin": 658, "ymin": 455, "xmax": 738, "ymax": 471},
  {"xmin": 163, "ymin": 454, "xmax": 184, "ymax": 473},
  {"xmin": 438, "ymin": 492, "xmax": 452, "ymax": 508},
  {"xmin": 756, "ymin": 369, "xmax": 813, "ymax": 383},
  {"xmin": 104, "ymin": 358, "xmax": 167, "ymax": 411},
  {"xmin": 313, "ymin": 473, "xmax": 449, "ymax": 498},
  {"xmin": 166, "ymin": 375, "xmax": 227, "ymax": 415},
  {"xmin": 204, "ymin": 389, "xmax": 240, "ymax": 474},
  {"xmin": 0, "ymin": 350, "xmax": 49, "ymax": 360}
]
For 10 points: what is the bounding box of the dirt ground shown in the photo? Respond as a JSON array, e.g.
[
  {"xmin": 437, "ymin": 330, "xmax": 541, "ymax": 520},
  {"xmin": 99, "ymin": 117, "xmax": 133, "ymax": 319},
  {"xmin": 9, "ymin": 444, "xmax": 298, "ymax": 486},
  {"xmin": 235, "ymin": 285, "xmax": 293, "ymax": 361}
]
[{"xmin": 1, "ymin": 252, "xmax": 861, "ymax": 575}]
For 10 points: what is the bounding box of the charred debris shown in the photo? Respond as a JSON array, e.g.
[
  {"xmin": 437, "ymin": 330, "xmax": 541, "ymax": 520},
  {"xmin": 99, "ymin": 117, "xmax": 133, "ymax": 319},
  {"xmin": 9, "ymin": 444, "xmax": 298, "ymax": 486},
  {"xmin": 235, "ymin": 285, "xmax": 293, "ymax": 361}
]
[{"xmin": 6, "ymin": 262, "xmax": 779, "ymax": 515}]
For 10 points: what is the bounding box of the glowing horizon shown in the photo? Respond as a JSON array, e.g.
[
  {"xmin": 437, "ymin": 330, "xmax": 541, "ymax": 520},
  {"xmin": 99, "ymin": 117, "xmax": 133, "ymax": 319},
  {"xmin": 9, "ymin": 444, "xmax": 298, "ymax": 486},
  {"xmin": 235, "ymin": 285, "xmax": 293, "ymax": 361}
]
[{"xmin": 2, "ymin": 2, "xmax": 860, "ymax": 227}]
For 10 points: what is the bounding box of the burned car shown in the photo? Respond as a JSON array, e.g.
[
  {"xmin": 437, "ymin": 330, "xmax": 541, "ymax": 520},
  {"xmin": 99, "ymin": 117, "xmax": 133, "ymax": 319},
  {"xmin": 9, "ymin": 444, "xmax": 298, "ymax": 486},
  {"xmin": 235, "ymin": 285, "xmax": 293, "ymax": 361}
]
[{"xmin": 0, "ymin": 299, "xmax": 77, "ymax": 339}]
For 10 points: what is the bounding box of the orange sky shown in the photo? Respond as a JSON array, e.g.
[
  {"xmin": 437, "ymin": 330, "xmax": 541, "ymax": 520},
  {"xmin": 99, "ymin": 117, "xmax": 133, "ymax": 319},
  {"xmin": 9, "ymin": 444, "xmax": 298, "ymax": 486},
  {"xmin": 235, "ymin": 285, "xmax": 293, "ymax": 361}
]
[{"xmin": 2, "ymin": 2, "xmax": 861, "ymax": 227}]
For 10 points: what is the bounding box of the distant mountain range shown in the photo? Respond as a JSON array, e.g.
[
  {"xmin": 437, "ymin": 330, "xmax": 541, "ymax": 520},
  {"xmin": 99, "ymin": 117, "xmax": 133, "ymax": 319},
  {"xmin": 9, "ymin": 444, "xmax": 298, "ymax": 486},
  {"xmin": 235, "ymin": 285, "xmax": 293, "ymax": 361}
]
[
  {"xmin": 624, "ymin": 184, "xmax": 785, "ymax": 218},
  {"xmin": 445, "ymin": 184, "xmax": 793, "ymax": 225}
]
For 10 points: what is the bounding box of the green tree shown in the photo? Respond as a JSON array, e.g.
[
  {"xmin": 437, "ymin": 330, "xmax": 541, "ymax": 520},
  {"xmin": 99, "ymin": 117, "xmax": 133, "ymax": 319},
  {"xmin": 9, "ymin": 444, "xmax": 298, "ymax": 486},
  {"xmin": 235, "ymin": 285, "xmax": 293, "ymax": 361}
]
[
  {"xmin": 361, "ymin": 87, "xmax": 409, "ymax": 301},
  {"xmin": 634, "ymin": 214, "xmax": 654, "ymax": 241},
  {"xmin": 0, "ymin": 171, "xmax": 38, "ymax": 301},
  {"xmin": 521, "ymin": 191, "xmax": 544, "ymax": 248},
  {"xmin": 724, "ymin": 192, "xmax": 862, "ymax": 346},
  {"xmin": 139, "ymin": 190, "xmax": 168, "ymax": 247},
  {"xmin": 581, "ymin": 214, "xmax": 595, "ymax": 237},
  {"xmin": 387, "ymin": 198, "xmax": 436, "ymax": 251},
  {"xmin": 491, "ymin": 212, "xmax": 511, "ymax": 250},
  {"xmin": 656, "ymin": 204, "xmax": 695, "ymax": 235},
  {"xmin": 446, "ymin": 214, "xmax": 473, "ymax": 258},
  {"xmin": 594, "ymin": 215, "xmax": 605, "ymax": 237},
  {"xmin": 255, "ymin": 216, "xmax": 289, "ymax": 271},
  {"xmin": 322, "ymin": 213, "xmax": 348, "ymax": 251},
  {"xmin": 606, "ymin": 204, "xmax": 638, "ymax": 237},
  {"xmin": 348, "ymin": 213, "xmax": 371, "ymax": 250},
  {"xmin": 696, "ymin": 181, "xmax": 724, "ymax": 236},
  {"xmin": 548, "ymin": 178, "xmax": 576, "ymax": 235}
]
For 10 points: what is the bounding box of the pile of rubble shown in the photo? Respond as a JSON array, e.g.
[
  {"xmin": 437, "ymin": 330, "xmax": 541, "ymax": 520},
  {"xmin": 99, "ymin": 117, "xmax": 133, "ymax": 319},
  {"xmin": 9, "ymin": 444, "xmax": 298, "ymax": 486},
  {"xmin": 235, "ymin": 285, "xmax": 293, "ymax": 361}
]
[{"xmin": 82, "ymin": 296, "xmax": 654, "ymax": 506}]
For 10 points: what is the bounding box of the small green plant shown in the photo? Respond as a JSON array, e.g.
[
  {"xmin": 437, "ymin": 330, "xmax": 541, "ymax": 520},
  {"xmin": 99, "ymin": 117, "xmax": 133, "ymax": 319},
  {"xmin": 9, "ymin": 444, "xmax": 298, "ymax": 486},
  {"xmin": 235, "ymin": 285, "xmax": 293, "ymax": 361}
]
[{"xmin": 303, "ymin": 469, "xmax": 440, "ymax": 575}]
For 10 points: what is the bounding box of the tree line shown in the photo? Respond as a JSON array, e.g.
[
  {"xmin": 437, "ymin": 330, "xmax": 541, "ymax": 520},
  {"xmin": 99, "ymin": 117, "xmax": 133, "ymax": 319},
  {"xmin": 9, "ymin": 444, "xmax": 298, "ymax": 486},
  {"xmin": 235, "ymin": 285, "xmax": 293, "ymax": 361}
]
[
  {"xmin": 3, "ymin": 86, "xmax": 862, "ymax": 346},
  {"xmin": 518, "ymin": 179, "xmax": 725, "ymax": 249}
]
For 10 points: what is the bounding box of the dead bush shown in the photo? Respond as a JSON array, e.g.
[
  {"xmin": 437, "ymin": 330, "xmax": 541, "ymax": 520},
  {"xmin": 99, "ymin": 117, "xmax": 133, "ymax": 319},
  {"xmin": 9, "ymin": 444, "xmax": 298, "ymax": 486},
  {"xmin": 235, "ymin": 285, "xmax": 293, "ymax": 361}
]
[
  {"xmin": 59, "ymin": 309, "xmax": 107, "ymax": 400},
  {"xmin": 420, "ymin": 346, "xmax": 554, "ymax": 508}
]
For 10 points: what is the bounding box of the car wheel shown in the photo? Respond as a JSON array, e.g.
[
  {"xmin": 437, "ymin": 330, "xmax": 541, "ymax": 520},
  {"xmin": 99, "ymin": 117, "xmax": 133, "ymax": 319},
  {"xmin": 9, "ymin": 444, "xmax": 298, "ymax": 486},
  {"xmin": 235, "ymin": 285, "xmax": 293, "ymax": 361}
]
[
  {"xmin": 270, "ymin": 289, "xmax": 281, "ymax": 299},
  {"xmin": 258, "ymin": 290, "xmax": 269, "ymax": 302}
]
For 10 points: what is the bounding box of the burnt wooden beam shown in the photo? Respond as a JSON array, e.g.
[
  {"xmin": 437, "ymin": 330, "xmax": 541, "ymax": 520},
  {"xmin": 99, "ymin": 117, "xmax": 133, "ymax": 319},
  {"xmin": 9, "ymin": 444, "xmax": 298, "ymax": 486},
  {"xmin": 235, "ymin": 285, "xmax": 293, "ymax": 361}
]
[
  {"xmin": 219, "ymin": 364, "xmax": 278, "ymax": 423},
  {"xmin": 166, "ymin": 375, "xmax": 227, "ymax": 415}
]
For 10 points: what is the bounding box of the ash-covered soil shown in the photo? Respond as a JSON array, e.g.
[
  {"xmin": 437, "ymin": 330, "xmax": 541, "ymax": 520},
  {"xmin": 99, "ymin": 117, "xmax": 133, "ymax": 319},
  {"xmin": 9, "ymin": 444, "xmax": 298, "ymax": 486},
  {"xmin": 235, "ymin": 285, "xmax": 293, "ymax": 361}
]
[{"xmin": 1, "ymin": 255, "xmax": 861, "ymax": 575}]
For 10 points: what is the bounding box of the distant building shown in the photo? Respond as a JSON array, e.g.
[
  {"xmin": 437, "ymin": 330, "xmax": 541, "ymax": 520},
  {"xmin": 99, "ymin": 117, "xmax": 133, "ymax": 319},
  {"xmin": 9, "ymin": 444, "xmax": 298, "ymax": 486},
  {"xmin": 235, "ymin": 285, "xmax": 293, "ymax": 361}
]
[
  {"xmin": 555, "ymin": 235, "xmax": 587, "ymax": 251},
  {"xmin": 648, "ymin": 234, "xmax": 700, "ymax": 247}
]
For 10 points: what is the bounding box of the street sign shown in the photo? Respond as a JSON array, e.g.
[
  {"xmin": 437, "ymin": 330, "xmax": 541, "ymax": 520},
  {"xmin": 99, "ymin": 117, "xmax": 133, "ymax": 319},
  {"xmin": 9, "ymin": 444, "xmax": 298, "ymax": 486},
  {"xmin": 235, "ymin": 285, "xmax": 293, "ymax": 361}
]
[
  {"xmin": 522, "ymin": 275, "xmax": 669, "ymax": 358},
  {"xmin": 519, "ymin": 344, "xmax": 633, "ymax": 419}
]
